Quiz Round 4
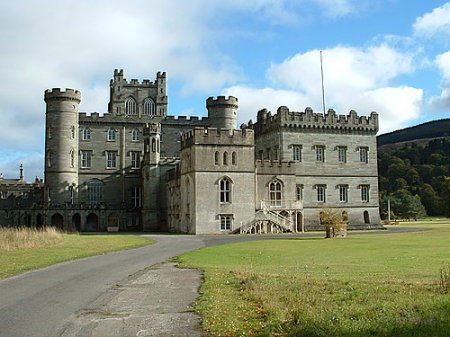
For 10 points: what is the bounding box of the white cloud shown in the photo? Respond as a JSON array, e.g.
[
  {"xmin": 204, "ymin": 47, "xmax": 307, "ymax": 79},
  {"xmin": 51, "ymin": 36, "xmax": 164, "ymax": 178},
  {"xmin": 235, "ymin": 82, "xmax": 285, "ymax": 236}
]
[
  {"xmin": 413, "ymin": 2, "xmax": 450, "ymax": 37},
  {"xmin": 429, "ymin": 51, "xmax": 450, "ymax": 111},
  {"xmin": 224, "ymin": 45, "xmax": 421, "ymax": 134},
  {"xmin": 222, "ymin": 86, "xmax": 309, "ymax": 125}
]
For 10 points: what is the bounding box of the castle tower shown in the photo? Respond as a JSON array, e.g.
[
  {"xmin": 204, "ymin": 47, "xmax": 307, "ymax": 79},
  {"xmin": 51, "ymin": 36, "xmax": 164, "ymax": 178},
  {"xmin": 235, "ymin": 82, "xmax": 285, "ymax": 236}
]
[
  {"xmin": 206, "ymin": 96, "xmax": 238, "ymax": 130},
  {"xmin": 142, "ymin": 123, "xmax": 161, "ymax": 230},
  {"xmin": 108, "ymin": 69, "xmax": 168, "ymax": 118},
  {"xmin": 44, "ymin": 88, "xmax": 81, "ymax": 205}
]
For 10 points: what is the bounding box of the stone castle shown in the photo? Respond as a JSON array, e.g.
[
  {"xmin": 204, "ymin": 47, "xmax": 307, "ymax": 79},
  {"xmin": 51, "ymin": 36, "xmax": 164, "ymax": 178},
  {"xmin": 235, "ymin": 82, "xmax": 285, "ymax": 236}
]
[{"xmin": 0, "ymin": 70, "xmax": 382, "ymax": 233}]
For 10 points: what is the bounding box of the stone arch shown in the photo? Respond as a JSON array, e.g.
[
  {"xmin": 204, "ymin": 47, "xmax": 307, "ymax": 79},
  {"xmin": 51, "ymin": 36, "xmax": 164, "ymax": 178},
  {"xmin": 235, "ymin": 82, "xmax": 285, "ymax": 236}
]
[
  {"xmin": 51, "ymin": 213, "xmax": 64, "ymax": 229},
  {"xmin": 364, "ymin": 210, "xmax": 370, "ymax": 224},
  {"xmin": 72, "ymin": 213, "xmax": 81, "ymax": 232},
  {"xmin": 86, "ymin": 213, "xmax": 99, "ymax": 232}
]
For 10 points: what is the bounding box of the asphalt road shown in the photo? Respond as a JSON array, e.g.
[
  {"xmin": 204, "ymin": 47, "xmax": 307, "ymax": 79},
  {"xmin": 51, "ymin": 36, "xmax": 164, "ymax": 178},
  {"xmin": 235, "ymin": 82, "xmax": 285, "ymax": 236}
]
[{"xmin": 0, "ymin": 227, "xmax": 427, "ymax": 337}]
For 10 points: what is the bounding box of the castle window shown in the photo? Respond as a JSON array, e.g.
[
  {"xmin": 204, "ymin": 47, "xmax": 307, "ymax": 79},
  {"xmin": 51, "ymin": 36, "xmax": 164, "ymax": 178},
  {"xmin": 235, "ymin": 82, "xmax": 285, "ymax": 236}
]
[
  {"xmin": 269, "ymin": 181, "xmax": 282, "ymax": 207},
  {"xmin": 132, "ymin": 129, "xmax": 140, "ymax": 142},
  {"xmin": 220, "ymin": 215, "xmax": 232, "ymax": 231},
  {"xmin": 296, "ymin": 185, "xmax": 303, "ymax": 201},
  {"xmin": 125, "ymin": 97, "xmax": 137, "ymax": 115},
  {"xmin": 316, "ymin": 146, "xmax": 325, "ymax": 162},
  {"xmin": 293, "ymin": 145, "xmax": 302, "ymax": 162},
  {"xmin": 47, "ymin": 127, "xmax": 52, "ymax": 139},
  {"xmin": 71, "ymin": 126, "xmax": 75, "ymax": 139},
  {"xmin": 87, "ymin": 179, "xmax": 102, "ymax": 205},
  {"xmin": 1, "ymin": 191, "xmax": 7, "ymax": 199},
  {"xmin": 232, "ymin": 152, "xmax": 237, "ymax": 165},
  {"xmin": 152, "ymin": 138, "xmax": 156, "ymax": 152},
  {"xmin": 107, "ymin": 128, "xmax": 117, "ymax": 141},
  {"xmin": 81, "ymin": 151, "xmax": 92, "ymax": 168},
  {"xmin": 69, "ymin": 185, "xmax": 74, "ymax": 204},
  {"xmin": 359, "ymin": 147, "xmax": 369, "ymax": 163},
  {"xmin": 70, "ymin": 149, "xmax": 75, "ymax": 168},
  {"xmin": 82, "ymin": 128, "xmax": 91, "ymax": 141},
  {"xmin": 223, "ymin": 152, "xmax": 228, "ymax": 165},
  {"xmin": 106, "ymin": 151, "xmax": 117, "ymax": 169},
  {"xmin": 143, "ymin": 98, "xmax": 155, "ymax": 117},
  {"xmin": 338, "ymin": 146, "xmax": 347, "ymax": 163},
  {"xmin": 220, "ymin": 178, "xmax": 232, "ymax": 203},
  {"xmin": 131, "ymin": 152, "xmax": 141, "ymax": 169},
  {"xmin": 131, "ymin": 187, "xmax": 141, "ymax": 207},
  {"xmin": 339, "ymin": 185, "xmax": 348, "ymax": 203},
  {"xmin": 317, "ymin": 185, "xmax": 326, "ymax": 202},
  {"xmin": 46, "ymin": 150, "xmax": 52, "ymax": 168},
  {"xmin": 214, "ymin": 151, "xmax": 219, "ymax": 165},
  {"xmin": 361, "ymin": 185, "xmax": 370, "ymax": 202}
]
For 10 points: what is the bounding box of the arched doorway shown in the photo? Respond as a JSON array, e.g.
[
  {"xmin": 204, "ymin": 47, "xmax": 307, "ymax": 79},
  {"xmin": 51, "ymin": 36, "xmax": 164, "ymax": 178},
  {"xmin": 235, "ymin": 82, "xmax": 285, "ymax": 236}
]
[
  {"xmin": 296, "ymin": 212, "xmax": 303, "ymax": 232},
  {"xmin": 36, "ymin": 213, "xmax": 44, "ymax": 228},
  {"xmin": 86, "ymin": 213, "xmax": 99, "ymax": 232},
  {"xmin": 72, "ymin": 213, "xmax": 81, "ymax": 232},
  {"xmin": 51, "ymin": 213, "xmax": 64, "ymax": 229},
  {"xmin": 363, "ymin": 211, "xmax": 370, "ymax": 224}
]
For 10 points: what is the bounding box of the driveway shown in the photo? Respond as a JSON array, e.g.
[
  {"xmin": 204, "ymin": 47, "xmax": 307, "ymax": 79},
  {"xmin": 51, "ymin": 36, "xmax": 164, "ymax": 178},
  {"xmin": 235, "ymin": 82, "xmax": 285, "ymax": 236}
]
[{"xmin": 0, "ymin": 227, "xmax": 427, "ymax": 337}]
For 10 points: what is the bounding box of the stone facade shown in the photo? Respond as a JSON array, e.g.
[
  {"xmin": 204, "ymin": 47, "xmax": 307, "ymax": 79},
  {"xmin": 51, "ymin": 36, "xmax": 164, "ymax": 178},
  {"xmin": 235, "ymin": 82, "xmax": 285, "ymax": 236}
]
[{"xmin": 0, "ymin": 69, "xmax": 382, "ymax": 233}]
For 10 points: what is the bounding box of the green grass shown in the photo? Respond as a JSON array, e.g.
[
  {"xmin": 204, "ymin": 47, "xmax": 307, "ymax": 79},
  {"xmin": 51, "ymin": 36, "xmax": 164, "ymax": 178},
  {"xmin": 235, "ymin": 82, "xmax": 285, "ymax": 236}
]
[
  {"xmin": 0, "ymin": 233, "xmax": 154, "ymax": 279},
  {"xmin": 178, "ymin": 219, "xmax": 450, "ymax": 337}
]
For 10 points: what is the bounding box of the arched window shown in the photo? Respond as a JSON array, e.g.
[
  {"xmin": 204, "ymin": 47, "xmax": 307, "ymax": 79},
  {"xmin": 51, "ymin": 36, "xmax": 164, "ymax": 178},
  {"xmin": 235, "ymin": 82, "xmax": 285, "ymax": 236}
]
[
  {"xmin": 220, "ymin": 178, "xmax": 231, "ymax": 203},
  {"xmin": 232, "ymin": 152, "xmax": 237, "ymax": 165},
  {"xmin": 82, "ymin": 128, "xmax": 91, "ymax": 140},
  {"xmin": 87, "ymin": 179, "xmax": 102, "ymax": 205},
  {"xmin": 46, "ymin": 150, "xmax": 52, "ymax": 168},
  {"xmin": 364, "ymin": 211, "xmax": 370, "ymax": 224},
  {"xmin": 223, "ymin": 151, "xmax": 228, "ymax": 165},
  {"xmin": 152, "ymin": 138, "xmax": 156, "ymax": 152},
  {"xmin": 125, "ymin": 97, "xmax": 137, "ymax": 115},
  {"xmin": 269, "ymin": 181, "xmax": 282, "ymax": 206},
  {"xmin": 71, "ymin": 126, "xmax": 75, "ymax": 139},
  {"xmin": 214, "ymin": 151, "xmax": 219, "ymax": 165},
  {"xmin": 143, "ymin": 98, "xmax": 155, "ymax": 116},
  {"xmin": 107, "ymin": 128, "xmax": 116, "ymax": 141},
  {"xmin": 132, "ymin": 129, "xmax": 139, "ymax": 142},
  {"xmin": 70, "ymin": 149, "xmax": 75, "ymax": 167}
]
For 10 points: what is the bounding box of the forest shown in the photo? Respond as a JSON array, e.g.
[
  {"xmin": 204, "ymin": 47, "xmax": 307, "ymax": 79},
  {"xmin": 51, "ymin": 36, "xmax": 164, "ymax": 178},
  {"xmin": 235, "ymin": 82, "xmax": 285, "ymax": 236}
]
[{"xmin": 378, "ymin": 138, "xmax": 450, "ymax": 220}]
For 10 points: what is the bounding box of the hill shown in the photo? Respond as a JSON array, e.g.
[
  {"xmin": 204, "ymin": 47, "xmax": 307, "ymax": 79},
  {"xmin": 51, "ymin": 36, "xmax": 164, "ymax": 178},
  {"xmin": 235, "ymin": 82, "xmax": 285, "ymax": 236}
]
[{"xmin": 377, "ymin": 118, "xmax": 450, "ymax": 147}]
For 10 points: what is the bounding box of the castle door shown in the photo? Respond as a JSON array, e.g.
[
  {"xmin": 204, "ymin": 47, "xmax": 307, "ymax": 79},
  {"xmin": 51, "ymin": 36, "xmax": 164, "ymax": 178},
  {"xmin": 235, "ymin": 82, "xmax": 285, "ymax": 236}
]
[
  {"xmin": 36, "ymin": 213, "xmax": 44, "ymax": 228},
  {"xmin": 72, "ymin": 213, "xmax": 81, "ymax": 232},
  {"xmin": 86, "ymin": 213, "xmax": 99, "ymax": 232},
  {"xmin": 51, "ymin": 213, "xmax": 64, "ymax": 229},
  {"xmin": 296, "ymin": 212, "xmax": 303, "ymax": 232},
  {"xmin": 364, "ymin": 211, "xmax": 370, "ymax": 224}
]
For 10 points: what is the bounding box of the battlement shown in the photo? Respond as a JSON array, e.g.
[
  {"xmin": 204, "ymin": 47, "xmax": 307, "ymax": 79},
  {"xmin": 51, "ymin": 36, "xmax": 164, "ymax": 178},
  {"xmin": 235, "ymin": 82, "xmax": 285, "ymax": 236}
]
[
  {"xmin": 162, "ymin": 115, "xmax": 208, "ymax": 125},
  {"xmin": 181, "ymin": 127, "xmax": 254, "ymax": 148},
  {"xmin": 206, "ymin": 96, "xmax": 238, "ymax": 108},
  {"xmin": 251, "ymin": 106, "xmax": 378, "ymax": 134},
  {"xmin": 44, "ymin": 88, "xmax": 81, "ymax": 102},
  {"xmin": 110, "ymin": 69, "xmax": 163, "ymax": 87},
  {"xmin": 255, "ymin": 160, "xmax": 296, "ymax": 175}
]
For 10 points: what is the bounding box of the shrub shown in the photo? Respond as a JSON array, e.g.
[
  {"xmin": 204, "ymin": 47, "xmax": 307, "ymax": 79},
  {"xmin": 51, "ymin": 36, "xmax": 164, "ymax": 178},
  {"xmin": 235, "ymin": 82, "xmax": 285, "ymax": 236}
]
[{"xmin": 320, "ymin": 208, "xmax": 347, "ymax": 238}]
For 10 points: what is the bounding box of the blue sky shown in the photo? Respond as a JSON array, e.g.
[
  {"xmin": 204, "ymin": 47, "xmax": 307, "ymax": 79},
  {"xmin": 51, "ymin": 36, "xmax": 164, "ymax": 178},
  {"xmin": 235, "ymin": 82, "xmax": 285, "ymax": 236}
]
[{"xmin": 0, "ymin": 0, "xmax": 449, "ymax": 181}]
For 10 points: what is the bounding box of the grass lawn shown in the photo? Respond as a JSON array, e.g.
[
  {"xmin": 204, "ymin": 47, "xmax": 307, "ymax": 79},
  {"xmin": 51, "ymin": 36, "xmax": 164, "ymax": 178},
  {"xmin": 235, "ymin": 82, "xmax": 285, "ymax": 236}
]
[
  {"xmin": 0, "ymin": 233, "xmax": 154, "ymax": 279},
  {"xmin": 177, "ymin": 219, "xmax": 450, "ymax": 337}
]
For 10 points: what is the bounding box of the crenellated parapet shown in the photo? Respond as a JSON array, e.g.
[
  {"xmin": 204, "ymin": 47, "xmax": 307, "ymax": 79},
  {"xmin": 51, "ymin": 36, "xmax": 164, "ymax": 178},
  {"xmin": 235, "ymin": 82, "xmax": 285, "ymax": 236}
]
[
  {"xmin": 255, "ymin": 160, "xmax": 296, "ymax": 175},
  {"xmin": 250, "ymin": 106, "xmax": 379, "ymax": 135},
  {"xmin": 206, "ymin": 96, "xmax": 238, "ymax": 109},
  {"xmin": 181, "ymin": 127, "xmax": 254, "ymax": 149},
  {"xmin": 110, "ymin": 69, "xmax": 165, "ymax": 87},
  {"xmin": 44, "ymin": 88, "xmax": 81, "ymax": 103},
  {"xmin": 162, "ymin": 115, "xmax": 209, "ymax": 126}
]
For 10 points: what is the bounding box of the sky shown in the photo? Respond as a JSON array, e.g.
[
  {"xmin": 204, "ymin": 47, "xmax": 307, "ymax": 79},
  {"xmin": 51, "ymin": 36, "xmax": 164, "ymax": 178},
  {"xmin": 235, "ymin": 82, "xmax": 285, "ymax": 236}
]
[{"xmin": 0, "ymin": 0, "xmax": 449, "ymax": 181}]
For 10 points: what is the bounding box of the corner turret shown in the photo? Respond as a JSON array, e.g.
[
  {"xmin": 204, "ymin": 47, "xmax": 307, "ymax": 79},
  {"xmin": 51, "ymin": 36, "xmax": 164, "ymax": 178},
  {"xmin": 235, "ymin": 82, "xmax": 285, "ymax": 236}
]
[{"xmin": 206, "ymin": 96, "xmax": 238, "ymax": 130}]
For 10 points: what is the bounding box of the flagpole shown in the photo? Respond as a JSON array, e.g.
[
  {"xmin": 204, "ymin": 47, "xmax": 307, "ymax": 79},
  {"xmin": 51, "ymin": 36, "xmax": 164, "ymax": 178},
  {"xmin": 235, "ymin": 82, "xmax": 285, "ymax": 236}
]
[{"xmin": 320, "ymin": 50, "xmax": 326, "ymax": 114}]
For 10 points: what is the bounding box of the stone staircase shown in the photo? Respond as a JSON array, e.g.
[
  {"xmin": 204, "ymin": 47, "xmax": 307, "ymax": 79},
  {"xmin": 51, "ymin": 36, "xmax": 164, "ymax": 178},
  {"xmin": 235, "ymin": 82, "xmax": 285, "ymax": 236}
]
[{"xmin": 236, "ymin": 209, "xmax": 294, "ymax": 234}]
